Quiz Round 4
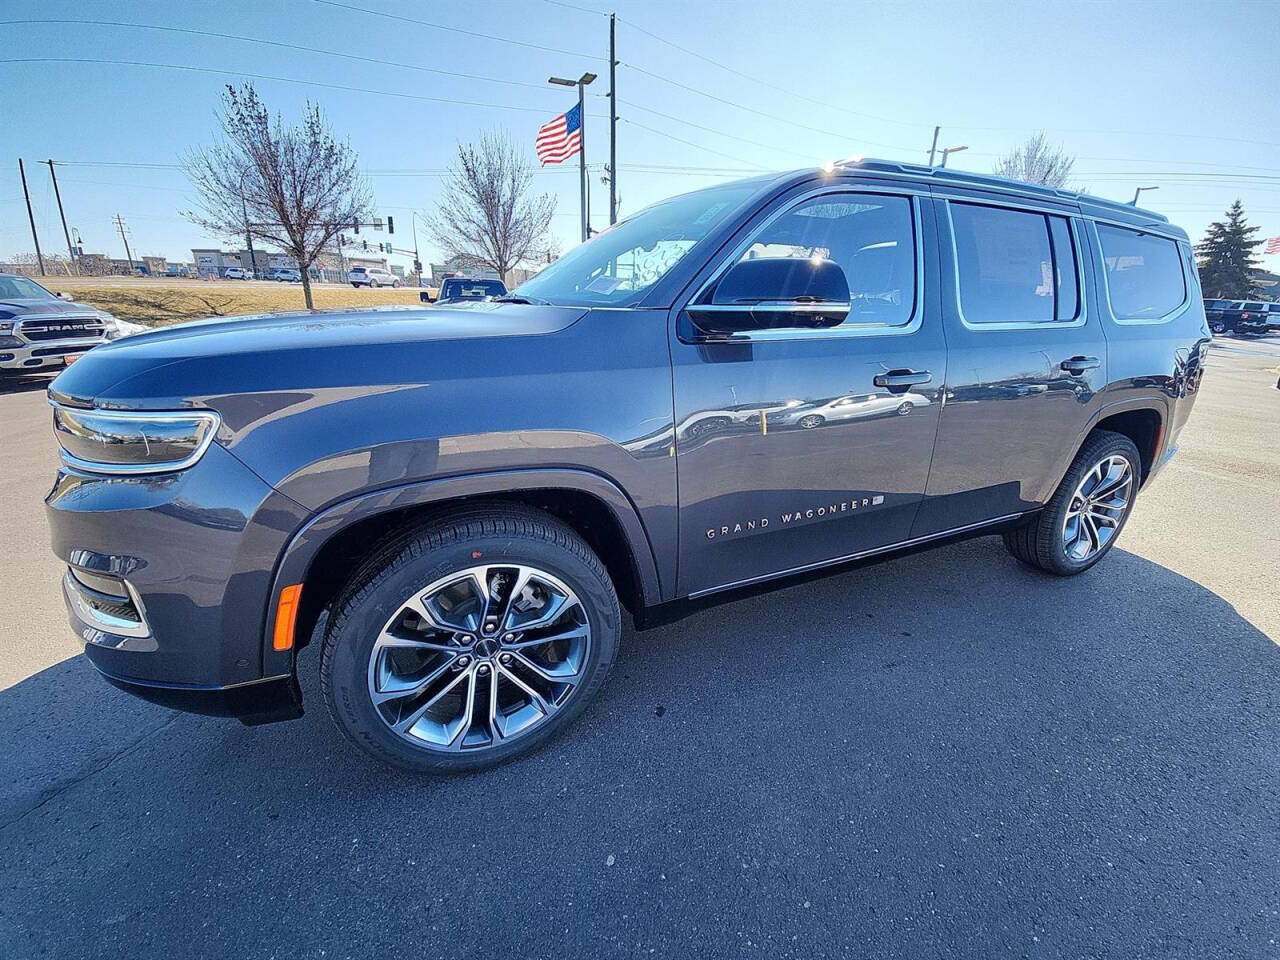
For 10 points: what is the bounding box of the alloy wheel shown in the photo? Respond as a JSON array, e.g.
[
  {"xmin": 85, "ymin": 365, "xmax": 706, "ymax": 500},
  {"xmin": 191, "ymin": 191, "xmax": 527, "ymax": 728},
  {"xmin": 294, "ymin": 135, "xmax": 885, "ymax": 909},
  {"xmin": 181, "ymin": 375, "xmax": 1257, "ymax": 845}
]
[
  {"xmin": 366, "ymin": 564, "xmax": 590, "ymax": 753},
  {"xmin": 1062, "ymin": 454, "xmax": 1133, "ymax": 562}
]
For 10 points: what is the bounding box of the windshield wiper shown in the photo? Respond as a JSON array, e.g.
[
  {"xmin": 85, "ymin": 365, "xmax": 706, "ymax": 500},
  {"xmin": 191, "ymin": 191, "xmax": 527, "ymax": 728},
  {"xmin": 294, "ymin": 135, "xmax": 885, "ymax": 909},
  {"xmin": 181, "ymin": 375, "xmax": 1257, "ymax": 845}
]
[{"xmin": 494, "ymin": 295, "xmax": 549, "ymax": 305}]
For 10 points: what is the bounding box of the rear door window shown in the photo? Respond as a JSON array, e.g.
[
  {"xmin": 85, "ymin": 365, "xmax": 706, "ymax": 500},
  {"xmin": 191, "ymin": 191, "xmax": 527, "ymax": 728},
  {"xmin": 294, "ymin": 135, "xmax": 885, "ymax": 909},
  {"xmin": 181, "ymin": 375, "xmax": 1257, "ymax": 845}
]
[
  {"xmin": 1095, "ymin": 224, "xmax": 1186, "ymax": 321},
  {"xmin": 949, "ymin": 202, "xmax": 1079, "ymax": 325}
]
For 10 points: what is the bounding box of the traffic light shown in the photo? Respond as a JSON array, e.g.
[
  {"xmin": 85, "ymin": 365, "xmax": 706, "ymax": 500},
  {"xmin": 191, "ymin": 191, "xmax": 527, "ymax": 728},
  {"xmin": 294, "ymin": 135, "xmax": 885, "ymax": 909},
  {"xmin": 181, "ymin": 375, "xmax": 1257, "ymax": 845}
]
[
  {"xmin": 387, "ymin": 216, "xmax": 394, "ymax": 234},
  {"xmin": 413, "ymin": 259, "xmax": 422, "ymax": 273},
  {"xmin": 384, "ymin": 242, "xmax": 393, "ymax": 254},
  {"xmin": 362, "ymin": 240, "xmax": 368, "ymax": 251}
]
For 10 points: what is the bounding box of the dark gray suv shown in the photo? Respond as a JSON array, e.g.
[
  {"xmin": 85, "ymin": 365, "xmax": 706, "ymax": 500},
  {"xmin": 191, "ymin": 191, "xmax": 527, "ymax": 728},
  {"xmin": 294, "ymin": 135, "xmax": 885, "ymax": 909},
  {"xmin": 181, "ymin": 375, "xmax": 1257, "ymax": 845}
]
[{"xmin": 45, "ymin": 160, "xmax": 1209, "ymax": 772}]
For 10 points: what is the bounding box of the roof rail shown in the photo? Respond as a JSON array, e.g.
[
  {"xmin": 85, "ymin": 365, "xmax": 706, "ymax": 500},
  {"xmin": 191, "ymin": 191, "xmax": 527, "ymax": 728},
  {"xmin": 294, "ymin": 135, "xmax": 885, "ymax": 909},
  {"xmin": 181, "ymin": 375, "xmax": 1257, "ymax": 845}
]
[{"xmin": 831, "ymin": 157, "xmax": 1169, "ymax": 223}]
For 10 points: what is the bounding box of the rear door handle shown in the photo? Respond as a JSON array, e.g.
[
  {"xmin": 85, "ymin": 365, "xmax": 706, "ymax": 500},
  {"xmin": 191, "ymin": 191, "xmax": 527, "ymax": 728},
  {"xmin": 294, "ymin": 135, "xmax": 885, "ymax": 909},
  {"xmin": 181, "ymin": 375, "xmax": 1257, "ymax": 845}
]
[
  {"xmin": 1060, "ymin": 356, "xmax": 1100, "ymax": 374},
  {"xmin": 873, "ymin": 369, "xmax": 932, "ymax": 392}
]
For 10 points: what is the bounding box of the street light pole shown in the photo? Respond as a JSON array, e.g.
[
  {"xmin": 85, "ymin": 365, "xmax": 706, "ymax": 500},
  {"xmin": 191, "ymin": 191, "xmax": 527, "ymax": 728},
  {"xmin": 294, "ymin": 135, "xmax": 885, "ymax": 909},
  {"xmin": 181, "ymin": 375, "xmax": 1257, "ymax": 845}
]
[
  {"xmin": 1131, "ymin": 185, "xmax": 1159, "ymax": 206},
  {"xmin": 46, "ymin": 160, "xmax": 78, "ymax": 275},
  {"xmin": 927, "ymin": 126, "xmax": 940, "ymax": 167},
  {"xmin": 550, "ymin": 72, "xmax": 597, "ymax": 242},
  {"xmin": 940, "ymin": 144, "xmax": 968, "ymax": 168}
]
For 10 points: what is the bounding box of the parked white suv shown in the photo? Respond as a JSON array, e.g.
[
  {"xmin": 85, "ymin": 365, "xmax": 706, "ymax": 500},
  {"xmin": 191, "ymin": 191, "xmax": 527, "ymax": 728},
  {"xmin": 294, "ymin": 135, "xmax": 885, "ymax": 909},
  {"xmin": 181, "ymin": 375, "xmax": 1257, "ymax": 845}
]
[
  {"xmin": 349, "ymin": 266, "xmax": 400, "ymax": 288},
  {"xmin": 223, "ymin": 267, "xmax": 254, "ymax": 280}
]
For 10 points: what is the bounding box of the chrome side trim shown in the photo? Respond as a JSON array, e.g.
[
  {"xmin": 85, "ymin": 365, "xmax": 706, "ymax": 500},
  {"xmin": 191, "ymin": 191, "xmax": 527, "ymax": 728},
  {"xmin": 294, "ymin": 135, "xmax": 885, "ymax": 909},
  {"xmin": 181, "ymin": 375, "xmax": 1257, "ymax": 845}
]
[{"xmin": 688, "ymin": 512, "xmax": 1030, "ymax": 599}]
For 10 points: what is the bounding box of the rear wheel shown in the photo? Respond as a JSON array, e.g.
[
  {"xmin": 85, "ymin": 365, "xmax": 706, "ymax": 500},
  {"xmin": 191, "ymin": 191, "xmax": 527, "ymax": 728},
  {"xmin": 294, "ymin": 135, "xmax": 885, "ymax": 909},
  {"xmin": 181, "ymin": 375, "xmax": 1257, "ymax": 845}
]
[
  {"xmin": 1003, "ymin": 429, "xmax": 1141, "ymax": 576},
  {"xmin": 321, "ymin": 505, "xmax": 621, "ymax": 772},
  {"xmin": 391, "ymin": 280, "xmax": 401, "ymax": 288}
]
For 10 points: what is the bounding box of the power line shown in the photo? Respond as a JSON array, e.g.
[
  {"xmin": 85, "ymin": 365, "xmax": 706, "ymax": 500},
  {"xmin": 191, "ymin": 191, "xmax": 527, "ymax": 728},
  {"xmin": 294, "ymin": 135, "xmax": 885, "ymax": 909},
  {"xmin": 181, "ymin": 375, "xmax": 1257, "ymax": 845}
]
[
  {"xmin": 309, "ymin": 0, "xmax": 606, "ymax": 60},
  {"xmin": 0, "ymin": 58, "xmax": 609, "ymax": 116},
  {"xmin": 620, "ymin": 100, "xmax": 833, "ymax": 163},
  {"xmin": 620, "ymin": 117, "xmax": 770, "ymax": 168},
  {"xmin": 615, "ymin": 15, "xmax": 920, "ymax": 130},
  {"xmin": 618, "ymin": 61, "xmax": 917, "ymax": 153},
  {"xmin": 0, "ymin": 19, "xmax": 569, "ymax": 94}
]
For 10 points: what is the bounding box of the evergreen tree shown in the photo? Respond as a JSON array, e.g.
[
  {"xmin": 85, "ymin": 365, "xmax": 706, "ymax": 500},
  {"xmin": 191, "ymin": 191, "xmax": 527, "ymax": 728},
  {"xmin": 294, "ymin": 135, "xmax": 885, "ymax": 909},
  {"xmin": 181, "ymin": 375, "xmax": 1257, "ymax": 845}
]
[{"xmin": 1196, "ymin": 200, "xmax": 1262, "ymax": 298}]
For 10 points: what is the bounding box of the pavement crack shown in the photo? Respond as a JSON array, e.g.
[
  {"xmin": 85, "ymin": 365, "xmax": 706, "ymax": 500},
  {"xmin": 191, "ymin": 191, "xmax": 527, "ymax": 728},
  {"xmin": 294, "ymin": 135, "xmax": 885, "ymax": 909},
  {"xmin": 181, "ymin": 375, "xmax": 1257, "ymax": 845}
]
[{"xmin": 0, "ymin": 711, "xmax": 182, "ymax": 834}]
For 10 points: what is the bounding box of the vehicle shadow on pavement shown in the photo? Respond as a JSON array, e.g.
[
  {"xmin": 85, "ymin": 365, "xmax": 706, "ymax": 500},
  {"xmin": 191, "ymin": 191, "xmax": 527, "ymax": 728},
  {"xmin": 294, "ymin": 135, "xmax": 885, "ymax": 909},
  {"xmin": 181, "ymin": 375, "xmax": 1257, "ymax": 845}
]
[
  {"xmin": 1, "ymin": 537, "xmax": 1277, "ymax": 959},
  {"xmin": 0, "ymin": 374, "xmax": 54, "ymax": 396}
]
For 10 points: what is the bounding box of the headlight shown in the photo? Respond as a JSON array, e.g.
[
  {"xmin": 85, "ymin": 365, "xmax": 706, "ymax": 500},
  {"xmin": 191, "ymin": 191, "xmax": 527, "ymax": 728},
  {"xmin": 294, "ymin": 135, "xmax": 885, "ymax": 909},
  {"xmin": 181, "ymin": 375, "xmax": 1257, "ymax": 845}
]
[
  {"xmin": 52, "ymin": 405, "xmax": 221, "ymax": 474},
  {"xmin": 0, "ymin": 320, "xmax": 14, "ymax": 334}
]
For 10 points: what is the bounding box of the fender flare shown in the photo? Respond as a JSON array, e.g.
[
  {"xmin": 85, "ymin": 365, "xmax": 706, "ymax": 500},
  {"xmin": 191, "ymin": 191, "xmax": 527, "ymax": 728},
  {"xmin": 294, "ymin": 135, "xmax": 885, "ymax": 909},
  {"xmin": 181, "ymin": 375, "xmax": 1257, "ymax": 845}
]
[
  {"xmin": 1052, "ymin": 395, "xmax": 1170, "ymax": 495},
  {"xmin": 261, "ymin": 467, "xmax": 663, "ymax": 676}
]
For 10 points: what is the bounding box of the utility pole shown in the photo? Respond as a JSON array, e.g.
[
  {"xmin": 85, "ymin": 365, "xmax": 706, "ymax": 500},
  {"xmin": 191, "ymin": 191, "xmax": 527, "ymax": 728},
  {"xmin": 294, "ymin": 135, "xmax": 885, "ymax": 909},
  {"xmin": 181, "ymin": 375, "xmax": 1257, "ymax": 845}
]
[
  {"xmin": 609, "ymin": 12, "xmax": 618, "ymax": 225},
  {"xmin": 927, "ymin": 126, "xmax": 940, "ymax": 167},
  {"xmin": 46, "ymin": 160, "xmax": 78, "ymax": 274},
  {"xmin": 18, "ymin": 159, "xmax": 46, "ymax": 275},
  {"xmin": 113, "ymin": 213, "xmax": 135, "ymax": 273}
]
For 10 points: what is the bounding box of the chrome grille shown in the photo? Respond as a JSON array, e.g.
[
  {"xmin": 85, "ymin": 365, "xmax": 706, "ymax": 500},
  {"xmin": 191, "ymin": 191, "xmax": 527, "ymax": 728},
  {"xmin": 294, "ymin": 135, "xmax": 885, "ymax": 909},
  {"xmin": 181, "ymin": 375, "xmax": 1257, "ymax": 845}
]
[{"xmin": 19, "ymin": 316, "xmax": 105, "ymax": 341}]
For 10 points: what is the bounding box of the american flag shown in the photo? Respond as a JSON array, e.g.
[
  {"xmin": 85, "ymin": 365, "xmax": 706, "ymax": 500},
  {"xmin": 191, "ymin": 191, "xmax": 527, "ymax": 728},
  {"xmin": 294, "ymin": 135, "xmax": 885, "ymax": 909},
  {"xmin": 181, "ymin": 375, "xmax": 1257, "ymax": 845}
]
[
  {"xmin": 536, "ymin": 103, "xmax": 582, "ymax": 166},
  {"xmin": 1265, "ymin": 236, "xmax": 1280, "ymax": 255}
]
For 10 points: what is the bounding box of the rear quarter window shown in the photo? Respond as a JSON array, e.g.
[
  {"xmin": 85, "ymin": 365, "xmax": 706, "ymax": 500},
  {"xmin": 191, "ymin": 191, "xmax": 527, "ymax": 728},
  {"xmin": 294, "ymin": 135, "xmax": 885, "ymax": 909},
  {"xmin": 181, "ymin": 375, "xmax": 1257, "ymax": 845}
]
[{"xmin": 1096, "ymin": 224, "xmax": 1186, "ymax": 321}]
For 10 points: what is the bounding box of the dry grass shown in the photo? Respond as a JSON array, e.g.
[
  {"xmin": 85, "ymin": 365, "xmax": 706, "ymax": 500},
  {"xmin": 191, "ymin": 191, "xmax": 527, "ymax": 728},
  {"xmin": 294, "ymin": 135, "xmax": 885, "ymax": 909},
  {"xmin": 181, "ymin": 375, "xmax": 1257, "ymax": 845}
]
[{"xmin": 42, "ymin": 278, "xmax": 427, "ymax": 327}]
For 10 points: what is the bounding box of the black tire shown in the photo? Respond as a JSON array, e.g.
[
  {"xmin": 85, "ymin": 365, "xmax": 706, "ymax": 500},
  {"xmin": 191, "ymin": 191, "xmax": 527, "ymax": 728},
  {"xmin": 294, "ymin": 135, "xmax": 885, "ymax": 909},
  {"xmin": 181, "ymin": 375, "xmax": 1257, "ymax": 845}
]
[
  {"xmin": 391, "ymin": 280, "xmax": 401, "ymax": 288},
  {"xmin": 798, "ymin": 414, "xmax": 824, "ymax": 430},
  {"xmin": 351, "ymin": 282, "xmax": 360, "ymax": 288},
  {"xmin": 1003, "ymin": 429, "xmax": 1141, "ymax": 576},
  {"xmin": 320, "ymin": 504, "xmax": 621, "ymax": 773}
]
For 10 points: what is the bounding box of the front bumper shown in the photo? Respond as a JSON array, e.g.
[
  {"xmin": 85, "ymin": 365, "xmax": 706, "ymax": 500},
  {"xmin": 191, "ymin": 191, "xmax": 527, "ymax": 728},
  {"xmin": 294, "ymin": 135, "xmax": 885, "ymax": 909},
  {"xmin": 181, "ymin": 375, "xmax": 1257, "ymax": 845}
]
[
  {"xmin": 0, "ymin": 336, "xmax": 104, "ymax": 370},
  {"xmin": 46, "ymin": 440, "xmax": 310, "ymax": 721}
]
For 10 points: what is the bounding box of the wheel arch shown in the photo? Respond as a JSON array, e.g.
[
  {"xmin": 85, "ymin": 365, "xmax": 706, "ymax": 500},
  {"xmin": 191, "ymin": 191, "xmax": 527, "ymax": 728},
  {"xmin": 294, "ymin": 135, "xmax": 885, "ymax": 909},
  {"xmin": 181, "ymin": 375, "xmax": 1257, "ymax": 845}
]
[
  {"xmin": 1059, "ymin": 398, "xmax": 1168, "ymax": 493},
  {"xmin": 261, "ymin": 468, "xmax": 663, "ymax": 678}
]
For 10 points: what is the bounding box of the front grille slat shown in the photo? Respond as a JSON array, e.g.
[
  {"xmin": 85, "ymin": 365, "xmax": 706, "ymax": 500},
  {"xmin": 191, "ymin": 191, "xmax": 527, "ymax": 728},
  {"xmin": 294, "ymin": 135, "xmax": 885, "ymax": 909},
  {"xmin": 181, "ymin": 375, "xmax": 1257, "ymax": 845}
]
[{"xmin": 19, "ymin": 317, "xmax": 105, "ymax": 341}]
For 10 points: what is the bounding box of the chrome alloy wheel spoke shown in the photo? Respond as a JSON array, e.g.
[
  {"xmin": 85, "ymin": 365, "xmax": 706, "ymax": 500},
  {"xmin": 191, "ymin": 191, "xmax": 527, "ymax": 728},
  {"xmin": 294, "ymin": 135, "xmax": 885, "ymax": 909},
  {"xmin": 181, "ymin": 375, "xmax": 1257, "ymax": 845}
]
[
  {"xmin": 1062, "ymin": 454, "xmax": 1133, "ymax": 561},
  {"xmin": 367, "ymin": 563, "xmax": 590, "ymax": 752}
]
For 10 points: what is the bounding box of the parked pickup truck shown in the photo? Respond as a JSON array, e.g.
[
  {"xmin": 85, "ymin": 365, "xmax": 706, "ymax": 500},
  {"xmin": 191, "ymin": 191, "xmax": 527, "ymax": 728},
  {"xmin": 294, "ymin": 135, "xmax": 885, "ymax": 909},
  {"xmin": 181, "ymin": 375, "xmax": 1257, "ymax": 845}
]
[
  {"xmin": 421, "ymin": 276, "xmax": 508, "ymax": 304},
  {"xmin": 45, "ymin": 160, "xmax": 1209, "ymax": 773},
  {"xmin": 0, "ymin": 273, "xmax": 141, "ymax": 375},
  {"xmin": 1204, "ymin": 298, "xmax": 1269, "ymax": 336}
]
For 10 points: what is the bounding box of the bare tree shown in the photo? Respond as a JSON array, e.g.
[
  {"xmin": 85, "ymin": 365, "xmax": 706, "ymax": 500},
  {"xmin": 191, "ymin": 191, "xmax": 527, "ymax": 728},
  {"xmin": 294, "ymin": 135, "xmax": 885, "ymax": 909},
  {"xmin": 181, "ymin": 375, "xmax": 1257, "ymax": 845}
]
[
  {"xmin": 185, "ymin": 83, "xmax": 371, "ymax": 309},
  {"xmin": 429, "ymin": 132, "xmax": 556, "ymax": 283},
  {"xmin": 993, "ymin": 132, "xmax": 1075, "ymax": 189}
]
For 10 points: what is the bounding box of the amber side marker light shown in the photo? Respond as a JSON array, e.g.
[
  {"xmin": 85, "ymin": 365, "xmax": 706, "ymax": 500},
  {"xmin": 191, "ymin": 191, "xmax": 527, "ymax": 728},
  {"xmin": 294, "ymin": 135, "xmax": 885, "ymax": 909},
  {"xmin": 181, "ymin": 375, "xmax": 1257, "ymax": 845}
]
[{"xmin": 273, "ymin": 584, "xmax": 303, "ymax": 651}]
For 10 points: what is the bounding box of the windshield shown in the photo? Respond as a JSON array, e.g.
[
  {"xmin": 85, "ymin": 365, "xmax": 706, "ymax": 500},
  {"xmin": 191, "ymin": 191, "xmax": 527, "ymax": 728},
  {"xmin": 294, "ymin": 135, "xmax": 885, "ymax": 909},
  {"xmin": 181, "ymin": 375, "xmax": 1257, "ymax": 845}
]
[
  {"xmin": 0, "ymin": 276, "xmax": 56, "ymax": 301},
  {"xmin": 514, "ymin": 181, "xmax": 761, "ymax": 307}
]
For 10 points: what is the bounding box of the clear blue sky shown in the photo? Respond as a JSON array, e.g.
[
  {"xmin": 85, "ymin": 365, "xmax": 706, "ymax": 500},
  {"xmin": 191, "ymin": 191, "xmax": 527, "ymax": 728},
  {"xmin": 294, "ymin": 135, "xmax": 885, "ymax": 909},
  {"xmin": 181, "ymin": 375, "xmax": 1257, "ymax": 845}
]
[{"xmin": 3, "ymin": 0, "xmax": 1279, "ymax": 271}]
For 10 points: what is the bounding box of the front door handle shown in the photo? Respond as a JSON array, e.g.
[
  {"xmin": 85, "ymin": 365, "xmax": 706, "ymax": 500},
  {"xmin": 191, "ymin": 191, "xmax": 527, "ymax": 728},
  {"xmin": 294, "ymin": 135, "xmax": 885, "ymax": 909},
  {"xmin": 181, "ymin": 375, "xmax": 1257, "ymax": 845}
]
[
  {"xmin": 1060, "ymin": 356, "xmax": 1100, "ymax": 374},
  {"xmin": 873, "ymin": 369, "xmax": 932, "ymax": 392}
]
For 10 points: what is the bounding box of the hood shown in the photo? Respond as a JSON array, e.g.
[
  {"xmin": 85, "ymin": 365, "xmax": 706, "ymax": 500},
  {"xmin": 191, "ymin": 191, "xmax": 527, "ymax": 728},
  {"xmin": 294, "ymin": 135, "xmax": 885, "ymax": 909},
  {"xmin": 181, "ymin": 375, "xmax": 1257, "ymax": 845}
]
[
  {"xmin": 49, "ymin": 302, "xmax": 588, "ymax": 409},
  {"xmin": 0, "ymin": 298, "xmax": 105, "ymax": 318}
]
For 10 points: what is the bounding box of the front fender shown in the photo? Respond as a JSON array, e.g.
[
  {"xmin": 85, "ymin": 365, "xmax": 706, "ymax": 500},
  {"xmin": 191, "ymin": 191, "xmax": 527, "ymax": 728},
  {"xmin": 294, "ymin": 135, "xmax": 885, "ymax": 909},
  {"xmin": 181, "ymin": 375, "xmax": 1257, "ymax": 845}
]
[{"xmin": 259, "ymin": 467, "xmax": 665, "ymax": 679}]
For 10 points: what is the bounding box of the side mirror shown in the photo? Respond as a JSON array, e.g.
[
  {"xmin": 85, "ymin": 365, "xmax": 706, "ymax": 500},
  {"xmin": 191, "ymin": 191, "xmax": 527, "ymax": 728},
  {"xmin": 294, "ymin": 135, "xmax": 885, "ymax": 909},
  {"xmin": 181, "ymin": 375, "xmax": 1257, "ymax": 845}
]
[
  {"xmin": 687, "ymin": 257, "xmax": 850, "ymax": 336},
  {"xmin": 419, "ymin": 291, "xmax": 435, "ymax": 304},
  {"xmin": 56, "ymin": 291, "xmax": 72, "ymax": 301}
]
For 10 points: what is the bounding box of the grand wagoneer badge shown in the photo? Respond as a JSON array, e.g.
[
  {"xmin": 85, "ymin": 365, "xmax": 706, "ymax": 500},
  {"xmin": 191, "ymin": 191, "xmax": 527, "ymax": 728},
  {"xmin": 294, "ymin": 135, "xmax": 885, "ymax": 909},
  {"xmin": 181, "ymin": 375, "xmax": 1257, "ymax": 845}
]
[{"xmin": 706, "ymin": 494, "xmax": 887, "ymax": 540}]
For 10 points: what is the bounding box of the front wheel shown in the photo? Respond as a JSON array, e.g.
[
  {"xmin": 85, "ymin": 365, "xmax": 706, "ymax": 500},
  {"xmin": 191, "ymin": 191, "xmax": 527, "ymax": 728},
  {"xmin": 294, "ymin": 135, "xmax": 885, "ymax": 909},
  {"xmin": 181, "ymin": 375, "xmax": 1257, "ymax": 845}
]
[
  {"xmin": 391, "ymin": 280, "xmax": 401, "ymax": 288},
  {"xmin": 321, "ymin": 505, "xmax": 621, "ymax": 773},
  {"xmin": 1003, "ymin": 429, "xmax": 1141, "ymax": 576}
]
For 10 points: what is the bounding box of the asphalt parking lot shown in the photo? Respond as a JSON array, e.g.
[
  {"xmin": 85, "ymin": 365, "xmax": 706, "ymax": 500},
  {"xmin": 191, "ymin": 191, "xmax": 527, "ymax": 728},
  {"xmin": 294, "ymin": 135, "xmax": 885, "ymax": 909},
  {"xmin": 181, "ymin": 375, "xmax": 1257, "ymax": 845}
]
[{"xmin": 1, "ymin": 337, "xmax": 1277, "ymax": 959}]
